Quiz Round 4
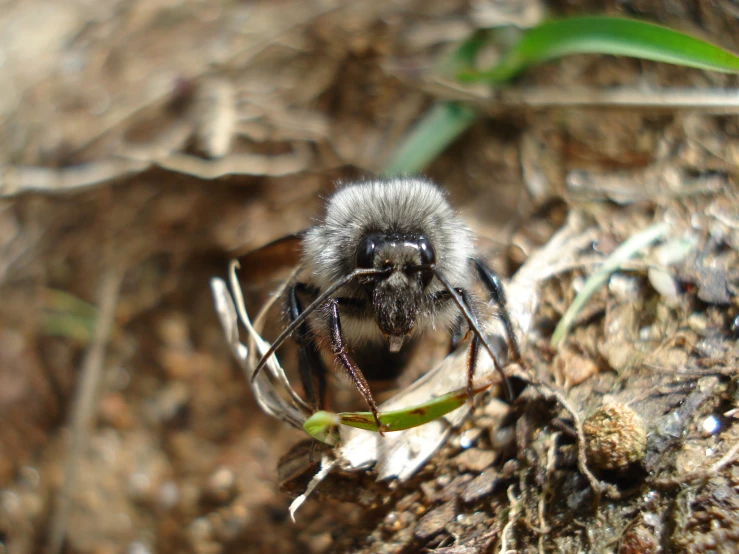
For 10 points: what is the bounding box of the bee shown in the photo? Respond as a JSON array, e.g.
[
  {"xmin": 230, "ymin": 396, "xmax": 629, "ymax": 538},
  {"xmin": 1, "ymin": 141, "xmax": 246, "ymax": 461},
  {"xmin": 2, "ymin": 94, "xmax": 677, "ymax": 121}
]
[{"xmin": 252, "ymin": 177, "xmax": 521, "ymax": 430}]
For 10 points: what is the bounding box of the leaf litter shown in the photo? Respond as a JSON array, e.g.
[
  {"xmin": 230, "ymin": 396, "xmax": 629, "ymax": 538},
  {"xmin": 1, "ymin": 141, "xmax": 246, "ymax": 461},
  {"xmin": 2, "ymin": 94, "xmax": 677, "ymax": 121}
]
[{"xmin": 2, "ymin": 1, "xmax": 739, "ymax": 552}]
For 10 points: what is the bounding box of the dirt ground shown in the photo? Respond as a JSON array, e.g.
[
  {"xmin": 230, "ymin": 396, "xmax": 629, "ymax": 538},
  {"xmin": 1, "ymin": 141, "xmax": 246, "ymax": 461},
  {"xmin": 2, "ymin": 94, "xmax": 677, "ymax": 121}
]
[{"xmin": 1, "ymin": 0, "xmax": 739, "ymax": 552}]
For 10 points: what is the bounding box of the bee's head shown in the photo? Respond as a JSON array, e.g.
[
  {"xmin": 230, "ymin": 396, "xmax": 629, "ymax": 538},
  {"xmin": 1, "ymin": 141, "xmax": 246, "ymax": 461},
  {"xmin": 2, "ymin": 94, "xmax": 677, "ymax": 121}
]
[
  {"xmin": 302, "ymin": 178, "xmax": 475, "ymax": 351},
  {"xmin": 355, "ymin": 231, "xmax": 435, "ymax": 351}
]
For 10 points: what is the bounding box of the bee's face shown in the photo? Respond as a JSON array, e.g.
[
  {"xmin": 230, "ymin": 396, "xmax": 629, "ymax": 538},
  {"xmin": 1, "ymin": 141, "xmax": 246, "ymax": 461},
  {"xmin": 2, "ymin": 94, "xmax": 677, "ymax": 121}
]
[
  {"xmin": 355, "ymin": 231, "xmax": 435, "ymax": 349},
  {"xmin": 302, "ymin": 178, "xmax": 475, "ymax": 350}
]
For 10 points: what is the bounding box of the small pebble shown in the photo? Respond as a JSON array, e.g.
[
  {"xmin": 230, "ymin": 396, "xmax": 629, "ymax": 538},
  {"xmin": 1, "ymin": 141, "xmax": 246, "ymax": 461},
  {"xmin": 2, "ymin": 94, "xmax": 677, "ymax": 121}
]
[
  {"xmin": 205, "ymin": 467, "xmax": 237, "ymax": 503},
  {"xmin": 414, "ymin": 501, "xmax": 456, "ymax": 540},
  {"xmin": 461, "ymin": 469, "xmax": 498, "ymax": 504},
  {"xmin": 648, "ymin": 267, "xmax": 681, "ymax": 298},
  {"xmin": 701, "ymin": 415, "xmax": 721, "ymax": 437},
  {"xmin": 453, "ymin": 448, "xmax": 495, "ymax": 473},
  {"xmin": 158, "ymin": 480, "xmax": 180, "ymax": 509},
  {"xmin": 127, "ymin": 541, "xmax": 152, "ymax": 554}
]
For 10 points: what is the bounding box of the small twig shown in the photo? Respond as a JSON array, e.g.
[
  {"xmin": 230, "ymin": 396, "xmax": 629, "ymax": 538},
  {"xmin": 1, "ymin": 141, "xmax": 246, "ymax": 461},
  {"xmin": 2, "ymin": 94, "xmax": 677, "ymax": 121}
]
[
  {"xmin": 46, "ymin": 266, "xmax": 124, "ymax": 554},
  {"xmin": 154, "ymin": 147, "xmax": 312, "ymax": 179},
  {"xmin": 653, "ymin": 440, "xmax": 739, "ymax": 489},
  {"xmin": 550, "ymin": 417, "xmax": 578, "ymax": 439},
  {"xmin": 537, "ymin": 432, "xmax": 558, "ymax": 553},
  {"xmin": 415, "ymin": 80, "xmax": 739, "ymax": 114},
  {"xmin": 611, "ymin": 516, "xmax": 642, "ymax": 551},
  {"xmin": 288, "ymin": 455, "xmax": 337, "ymax": 522},
  {"xmin": 0, "ymin": 159, "xmax": 149, "ymax": 197},
  {"xmin": 514, "ymin": 364, "xmax": 622, "ymax": 501},
  {"xmin": 499, "ymin": 485, "xmax": 522, "ymax": 554},
  {"xmin": 499, "ymin": 86, "xmax": 739, "ymax": 112},
  {"xmin": 553, "ymin": 391, "xmax": 605, "ymax": 501}
]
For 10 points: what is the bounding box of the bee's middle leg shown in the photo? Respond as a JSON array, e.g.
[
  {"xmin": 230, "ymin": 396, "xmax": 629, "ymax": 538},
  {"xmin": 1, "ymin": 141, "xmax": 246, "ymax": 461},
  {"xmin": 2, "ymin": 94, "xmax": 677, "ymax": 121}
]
[
  {"xmin": 473, "ymin": 258, "xmax": 522, "ymax": 364},
  {"xmin": 287, "ymin": 283, "xmax": 328, "ymax": 411},
  {"xmin": 450, "ymin": 315, "xmax": 465, "ymax": 352},
  {"xmin": 434, "ymin": 288, "xmax": 482, "ymax": 402},
  {"xmin": 459, "ymin": 289, "xmax": 482, "ymax": 403}
]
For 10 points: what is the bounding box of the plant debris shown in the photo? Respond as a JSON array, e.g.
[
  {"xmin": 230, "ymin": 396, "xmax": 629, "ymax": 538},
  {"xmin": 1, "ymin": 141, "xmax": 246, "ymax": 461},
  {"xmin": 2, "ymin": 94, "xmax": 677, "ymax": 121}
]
[{"xmin": 1, "ymin": 1, "xmax": 739, "ymax": 552}]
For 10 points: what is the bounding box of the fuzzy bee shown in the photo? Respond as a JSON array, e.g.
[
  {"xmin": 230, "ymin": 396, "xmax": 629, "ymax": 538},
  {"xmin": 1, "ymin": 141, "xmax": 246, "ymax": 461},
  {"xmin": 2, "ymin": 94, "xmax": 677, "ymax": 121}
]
[{"xmin": 252, "ymin": 177, "xmax": 521, "ymax": 430}]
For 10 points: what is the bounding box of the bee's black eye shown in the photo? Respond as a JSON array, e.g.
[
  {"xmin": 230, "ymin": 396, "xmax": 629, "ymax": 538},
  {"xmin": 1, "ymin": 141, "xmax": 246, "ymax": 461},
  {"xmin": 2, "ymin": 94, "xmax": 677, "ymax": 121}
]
[
  {"xmin": 418, "ymin": 235, "xmax": 435, "ymax": 266},
  {"xmin": 356, "ymin": 236, "xmax": 377, "ymax": 268}
]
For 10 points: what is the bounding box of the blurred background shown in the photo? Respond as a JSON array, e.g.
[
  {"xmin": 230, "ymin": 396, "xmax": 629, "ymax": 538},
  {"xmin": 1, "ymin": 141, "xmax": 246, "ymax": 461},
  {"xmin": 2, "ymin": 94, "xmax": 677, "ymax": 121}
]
[{"xmin": 1, "ymin": 0, "xmax": 738, "ymax": 552}]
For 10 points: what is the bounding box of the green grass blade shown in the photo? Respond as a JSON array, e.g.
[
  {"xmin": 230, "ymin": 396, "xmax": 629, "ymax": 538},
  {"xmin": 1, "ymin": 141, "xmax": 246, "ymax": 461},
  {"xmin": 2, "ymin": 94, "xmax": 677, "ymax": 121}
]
[
  {"xmin": 303, "ymin": 411, "xmax": 341, "ymax": 445},
  {"xmin": 41, "ymin": 288, "xmax": 99, "ymax": 342},
  {"xmin": 43, "ymin": 288, "xmax": 99, "ymax": 319},
  {"xmin": 460, "ymin": 16, "xmax": 739, "ymax": 83},
  {"xmin": 303, "ymin": 382, "xmax": 493, "ymax": 443},
  {"xmin": 550, "ymin": 222, "xmax": 669, "ymax": 347},
  {"xmin": 388, "ymin": 16, "xmax": 739, "ymax": 178},
  {"xmin": 443, "ymin": 30, "xmax": 488, "ymax": 73},
  {"xmin": 42, "ymin": 313, "xmax": 97, "ymax": 342},
  {"xmin": 339, "ymin": 387, "xmax": 472, "ymax": 432},
  {"xmin": 382, "ymin": 32, "xmax": 486, "ymax": 176},
  {"xmin": 384, "ymin": 102, "xmax": 477, "ymax": 176}
]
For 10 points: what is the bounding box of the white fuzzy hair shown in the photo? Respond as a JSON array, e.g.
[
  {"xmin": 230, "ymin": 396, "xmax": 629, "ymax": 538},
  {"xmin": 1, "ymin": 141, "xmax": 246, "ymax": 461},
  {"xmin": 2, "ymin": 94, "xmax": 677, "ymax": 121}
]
[{"xmin": 303, "ymin": 177, "xmax": 474, "ymax": 294}]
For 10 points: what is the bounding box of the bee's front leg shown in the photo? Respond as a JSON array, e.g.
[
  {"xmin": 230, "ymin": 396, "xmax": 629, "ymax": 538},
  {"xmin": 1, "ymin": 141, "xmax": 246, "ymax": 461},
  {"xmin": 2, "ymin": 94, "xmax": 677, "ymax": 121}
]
[{"xmin": 325, "ymin": 298, "xmax": 384, "ymax": 435}]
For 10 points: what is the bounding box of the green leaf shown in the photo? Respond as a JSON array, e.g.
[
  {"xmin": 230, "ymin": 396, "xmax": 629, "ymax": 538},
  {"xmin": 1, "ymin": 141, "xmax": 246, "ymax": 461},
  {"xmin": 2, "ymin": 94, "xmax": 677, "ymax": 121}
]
[
  {"xmin": 443, "ymin": 30, "xmax": 488, "ymax": 74},
  {"xmin": 43, "ymin": 288, "xmax": 98, "ymax": 319},
  {"xmin": 303, "ymin": 381, "xmax": 492, "ymax": 443},
  {"xmin": 42, "ymin": 313, "xmax": 97, "ymax": 342},
  {"xmin": 384, "ymin": 102, "xmax": 478, "ymax": 176},
  {"xmin": 387, "ymin": 15, "xmax": 739, "ymax": 176},
  {"xmin": 460, "ymin": 16, "xmax": 739, "ymax": 83},
  {"xmin": 303, "ymin": 411, "xmax": 341, "ymax": 445},
  {"xmin": 41, "ymin": 288, "xmax": 98, "ymax": 342}
]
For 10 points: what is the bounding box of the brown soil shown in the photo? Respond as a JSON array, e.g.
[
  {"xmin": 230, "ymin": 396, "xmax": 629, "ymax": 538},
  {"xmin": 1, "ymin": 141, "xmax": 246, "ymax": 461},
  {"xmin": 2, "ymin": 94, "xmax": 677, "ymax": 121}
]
[{"xmin": 1, "ymin": 1, "xmax": 738, "ymax": 553}]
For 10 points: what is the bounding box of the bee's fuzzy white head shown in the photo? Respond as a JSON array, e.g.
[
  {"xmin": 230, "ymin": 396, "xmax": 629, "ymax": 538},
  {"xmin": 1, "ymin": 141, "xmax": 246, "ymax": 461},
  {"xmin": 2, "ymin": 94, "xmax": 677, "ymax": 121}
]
[{"xmin": 303, "ymin": 177, "xmax": 474, "ymax": 293}]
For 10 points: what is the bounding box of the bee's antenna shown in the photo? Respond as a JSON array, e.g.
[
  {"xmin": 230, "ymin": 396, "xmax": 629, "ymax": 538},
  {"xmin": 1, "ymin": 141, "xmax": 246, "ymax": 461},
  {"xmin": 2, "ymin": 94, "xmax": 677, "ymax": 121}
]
[
  {"xmin": 251, "ymin": 267, "xmax": 390, "ymax": 382},
  {"xmin": 432, "ymin": 268, "xmax": 515, "ymax": 402}
]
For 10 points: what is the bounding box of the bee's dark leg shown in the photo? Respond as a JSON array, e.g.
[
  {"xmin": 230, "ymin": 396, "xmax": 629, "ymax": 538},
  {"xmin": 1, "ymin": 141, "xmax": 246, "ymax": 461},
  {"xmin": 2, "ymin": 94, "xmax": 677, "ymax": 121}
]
[
  {"xmin": 433, "ymin": 280, "xmax": 516, "ymax": 402},
  {"xmin": 326, "ymin": 298, "xmax": 383, "ymax": 433},
  {"xmin": 473, "ymin": 258, "xmax": 522, "ymax": 364},
  {"xmin": 429, "ymin": 290, "xmax": 467, "ymax": 352},
  {"xmin": 336, "ymin": 296, "xmax": 409, "ymax": 381},
  {"xmin": 287, "ymin": 283, "xmax": 327, "ymax": 411},
  {"xmin": 450, "ymin": 315, "xmax": 465, "ymax": 352},
  {"xmin": 459, "ymin": 290, "xmax": 481, "ymax": 403}
]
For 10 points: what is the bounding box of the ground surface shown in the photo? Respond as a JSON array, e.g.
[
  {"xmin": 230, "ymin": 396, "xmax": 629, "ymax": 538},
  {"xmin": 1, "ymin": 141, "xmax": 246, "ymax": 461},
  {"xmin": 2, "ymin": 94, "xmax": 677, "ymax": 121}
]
[{"xmin": 1, "ymin": 0, "xmax": 739, "ymax": 553}]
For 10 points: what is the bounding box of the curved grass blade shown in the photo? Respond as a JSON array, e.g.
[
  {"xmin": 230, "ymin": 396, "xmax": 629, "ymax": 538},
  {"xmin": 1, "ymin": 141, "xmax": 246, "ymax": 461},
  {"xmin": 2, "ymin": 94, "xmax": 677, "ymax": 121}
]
[
  {"xmin": 42, "ymin": 288, "xmax": 99, "ymax": 342},
  {"xmin": 388, "ymin": 16, "xmax": 739, "ymax": 177},
  {"xmin": 304, "ymin": 381, "xmax": 492, "ymax": 443},
  {"xmin": 303, "ymin": 411, "xmax": 341, "ymax": 446},
  {"xmin": 460, "ymin": 16, "xmax": 739, "ymax": 83},
  {"xmin": 382, "ymin": 32, "xmax": 487, "ymax": 176},
  {"xmin": 384, "ymin": 102, "xmax": 477, "ymax": 176},
  {"xmin": 550, "ymin": 222, "xmax": 669, "ymax": 347}
]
